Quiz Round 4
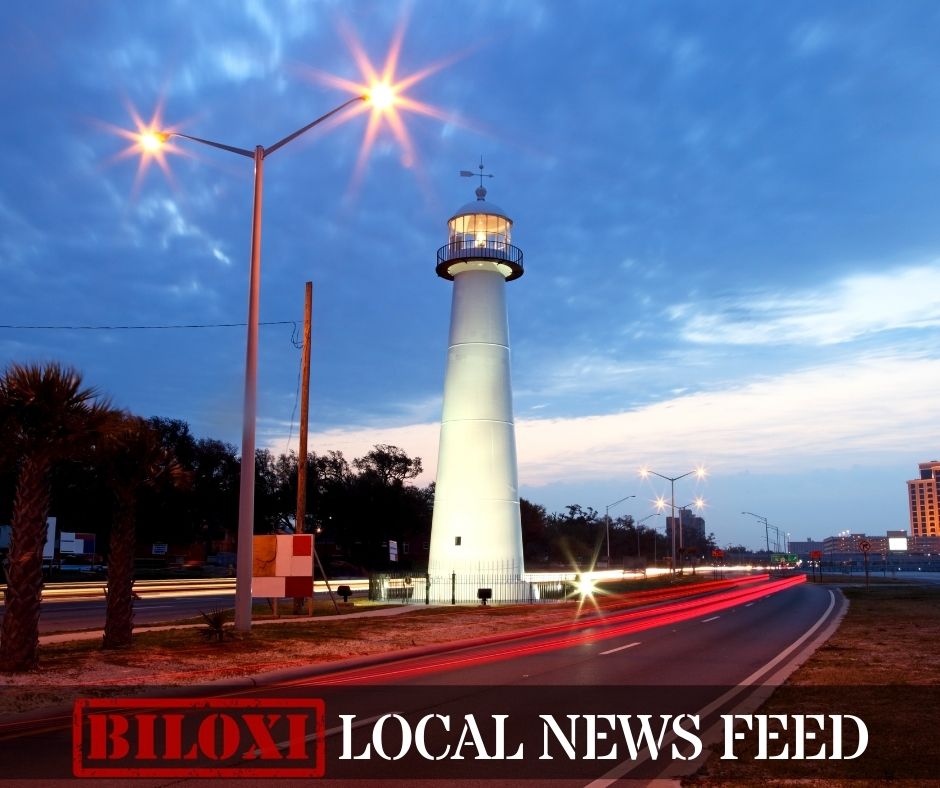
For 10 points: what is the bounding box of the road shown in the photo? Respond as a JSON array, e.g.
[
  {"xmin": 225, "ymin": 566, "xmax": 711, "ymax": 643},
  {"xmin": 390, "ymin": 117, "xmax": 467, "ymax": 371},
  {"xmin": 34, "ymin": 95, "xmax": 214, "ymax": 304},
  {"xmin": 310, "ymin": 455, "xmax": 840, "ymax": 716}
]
[
  {"xmin": 0, "ymin": 578, "xmax": 370, "ymax": 632},
  {"xmin": 0, "ymin": 575, "xmax": 844, "ymax": 784},
  {"xmin": 30, "ymin": 593, "xmax": 238, "ymax": 632},
  {"xmin": 297, "ymin": 575, "xmax": 838, "ymax": 782}
]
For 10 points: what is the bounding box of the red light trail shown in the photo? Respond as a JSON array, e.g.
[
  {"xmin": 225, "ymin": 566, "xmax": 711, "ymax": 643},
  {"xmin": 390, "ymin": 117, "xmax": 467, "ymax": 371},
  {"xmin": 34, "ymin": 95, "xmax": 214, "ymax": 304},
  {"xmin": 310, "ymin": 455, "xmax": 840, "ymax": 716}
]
[{"xmin": 292, "ymin": 575, "xmax": 806, "ymax": 686}]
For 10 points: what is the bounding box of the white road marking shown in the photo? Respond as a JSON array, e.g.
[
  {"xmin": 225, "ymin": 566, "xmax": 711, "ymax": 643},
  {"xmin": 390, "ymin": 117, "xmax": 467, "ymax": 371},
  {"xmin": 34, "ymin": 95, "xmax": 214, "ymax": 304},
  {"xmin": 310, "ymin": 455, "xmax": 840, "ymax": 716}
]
[
  {"xmin": 599, "ymin": 641, "xmax": 641, "ymax": 655},
  {"xmin": 702, "ymin": 616, "xmax": 720, "ymax": 622}
]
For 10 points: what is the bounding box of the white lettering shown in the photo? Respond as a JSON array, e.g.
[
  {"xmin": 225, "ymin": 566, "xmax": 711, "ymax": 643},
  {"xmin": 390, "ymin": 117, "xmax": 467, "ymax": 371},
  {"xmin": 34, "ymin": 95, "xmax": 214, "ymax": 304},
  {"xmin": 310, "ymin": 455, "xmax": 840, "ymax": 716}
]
[
  {"xmin": 837, "ymin": 715, "xmax": 869, "ymax": 760},
  {"xmin": 491, "ymin": 715, "xmax": 524, "ymax": 760},
  {"xmin": 372, "ymin": 714, "xmax": 411, "ymax": 761},
  {"xmin": 415, "ymin": 714, "xmax": 450, "ymax": 761},
  {"xmin": 671, "ymin": 714, "xmax": 702, "ymax": 760},
  {"xmin": 539, "ymin": 715, "xmax": 579, "ymax": 760},
  {"xmin": 793, "ymin": 714, "xmax": 826, "ymax": 759},
  {"xmin": 338, "ymin": 715, "xmax": 371, "ymax": 760},
  {"xmin": 616, "ymin": 714, "xmax": 671, "ymax": 760},
  {"xmin": 720, "ymin": 714, "xmax": 753, "ymax": 759},
  {"xmin": 584, "ymin": 715, "xmax": 617, "ymax": 760},
  {"xmin": 453, "ymin": 715, "xmax": 491, "ymax": 760}
]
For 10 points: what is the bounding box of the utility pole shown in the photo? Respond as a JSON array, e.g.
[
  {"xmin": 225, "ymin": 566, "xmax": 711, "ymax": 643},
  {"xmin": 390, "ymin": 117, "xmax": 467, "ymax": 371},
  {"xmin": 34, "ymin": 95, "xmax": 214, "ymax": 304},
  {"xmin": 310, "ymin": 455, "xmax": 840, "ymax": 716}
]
[
  {"xmin": 296, "ymin": 281, "xmax": 312, "ymax": 534},
  {"xmin": 295, "ymin": 282, "xmax": 313, "ymax": 615}
]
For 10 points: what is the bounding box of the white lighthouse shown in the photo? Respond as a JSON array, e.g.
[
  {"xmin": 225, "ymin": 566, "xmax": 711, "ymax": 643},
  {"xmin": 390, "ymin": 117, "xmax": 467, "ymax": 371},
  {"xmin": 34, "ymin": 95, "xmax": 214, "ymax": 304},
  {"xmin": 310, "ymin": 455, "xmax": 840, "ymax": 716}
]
[{"xmin": 428, "ymin": 168, "xmax": 526, "ymax": 601}]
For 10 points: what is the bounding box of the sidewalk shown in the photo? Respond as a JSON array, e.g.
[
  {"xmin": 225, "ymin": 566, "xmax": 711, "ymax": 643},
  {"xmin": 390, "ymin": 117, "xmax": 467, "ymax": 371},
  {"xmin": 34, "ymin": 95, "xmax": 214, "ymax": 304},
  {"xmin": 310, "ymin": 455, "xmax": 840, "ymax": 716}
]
[{"xmin": 38, "ymin": 603, "xmax": 425, "ymax": 645}]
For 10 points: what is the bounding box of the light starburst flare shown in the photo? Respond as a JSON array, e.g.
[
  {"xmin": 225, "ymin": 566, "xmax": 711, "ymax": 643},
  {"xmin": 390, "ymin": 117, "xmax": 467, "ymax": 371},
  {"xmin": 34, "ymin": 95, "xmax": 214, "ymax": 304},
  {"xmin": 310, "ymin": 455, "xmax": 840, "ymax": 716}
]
[
  {"xmin": 111, "ymin": 20, "xmax": 466, "ymax": 199},
  {"xmin": 299, "ymin": 17, "xmax": 468, "ymax": 186},
  {"xmin": 104, "ymin": 102, "xmax": 187, "ymax": 193}
]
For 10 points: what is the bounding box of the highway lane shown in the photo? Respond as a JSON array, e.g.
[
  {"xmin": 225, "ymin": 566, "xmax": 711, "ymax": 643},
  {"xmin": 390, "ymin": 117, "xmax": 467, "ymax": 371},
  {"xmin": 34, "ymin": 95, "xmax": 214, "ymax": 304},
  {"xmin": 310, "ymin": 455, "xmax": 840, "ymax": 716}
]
[
  {"xmin": 27, "ymin": 594, "xmax": 237, "ymax": 632},
  {"xmin": 0, "ymin": 576, "xmax": 841, "ymax": 784},
  {"xmin": 291, "ymin": 575, "xmax": 827, "ymax": 688},
  {"xmin": 0, "ymin": 580, "xmax": 370, "ymax": 632}
]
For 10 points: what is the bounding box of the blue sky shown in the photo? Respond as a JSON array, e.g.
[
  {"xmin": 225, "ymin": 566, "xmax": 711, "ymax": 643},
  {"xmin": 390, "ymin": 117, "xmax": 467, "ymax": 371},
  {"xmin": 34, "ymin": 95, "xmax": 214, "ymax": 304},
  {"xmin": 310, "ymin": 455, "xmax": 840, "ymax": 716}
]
[{"xmin": 2, "ymin": 1, "xmax": 940, "ymax": 549}]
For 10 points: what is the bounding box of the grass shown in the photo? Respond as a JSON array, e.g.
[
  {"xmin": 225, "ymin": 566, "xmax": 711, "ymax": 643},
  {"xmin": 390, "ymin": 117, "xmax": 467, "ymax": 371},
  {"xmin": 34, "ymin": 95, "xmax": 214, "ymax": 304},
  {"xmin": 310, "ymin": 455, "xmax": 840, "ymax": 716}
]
[{"xmin": 685, "ymin": 584, "xmax": 940, "ymax": 787}]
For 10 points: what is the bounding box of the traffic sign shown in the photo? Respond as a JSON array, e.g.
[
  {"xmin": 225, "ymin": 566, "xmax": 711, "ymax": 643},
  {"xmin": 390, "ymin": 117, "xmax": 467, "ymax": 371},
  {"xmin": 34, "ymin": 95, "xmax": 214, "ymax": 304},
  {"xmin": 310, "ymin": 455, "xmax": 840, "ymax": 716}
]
[{"xmin": 859, "ymin": 539, "xmax": 872, "ymax": 553}]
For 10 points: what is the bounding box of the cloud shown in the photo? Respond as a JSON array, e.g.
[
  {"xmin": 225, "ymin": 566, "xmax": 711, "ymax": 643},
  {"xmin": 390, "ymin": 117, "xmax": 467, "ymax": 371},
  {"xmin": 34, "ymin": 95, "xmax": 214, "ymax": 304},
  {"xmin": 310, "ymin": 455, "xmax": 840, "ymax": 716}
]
[
  {"xmin": 516, "ymin": 352, "xmax": 938, "ymax": 485},
  {"xmin": 675, "ymin": 263, "xmax": 940, "ymax": 346},
  {"xmin": 269, "ymin": 350, "xmax": 940, "ymax": 492},
  {"xmin": 134, "ymin": 197, "xmax": 232, "ymax": 265}
]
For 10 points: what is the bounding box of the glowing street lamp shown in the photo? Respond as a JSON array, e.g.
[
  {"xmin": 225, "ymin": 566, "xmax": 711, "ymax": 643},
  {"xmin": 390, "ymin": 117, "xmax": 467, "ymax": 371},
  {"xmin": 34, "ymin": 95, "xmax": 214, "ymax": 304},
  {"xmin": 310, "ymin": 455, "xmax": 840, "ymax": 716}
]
[
  {"xmin": 368, "ymin": 81, "xmax": 397, "ymax": 110},
  {"xmin": 640, "ymin": 465, "xmax": 706, "ymax": 574},
  {"xmin": 135, "ymin": 89, "xmax": 394, "ymax": 632},
  {"xmin": 604, "ymin": 494, "xmax": 636, "ymax": 567},
  {"xmin": 138, "ymin": 130, "xmax": 167, "ymax": 153}
]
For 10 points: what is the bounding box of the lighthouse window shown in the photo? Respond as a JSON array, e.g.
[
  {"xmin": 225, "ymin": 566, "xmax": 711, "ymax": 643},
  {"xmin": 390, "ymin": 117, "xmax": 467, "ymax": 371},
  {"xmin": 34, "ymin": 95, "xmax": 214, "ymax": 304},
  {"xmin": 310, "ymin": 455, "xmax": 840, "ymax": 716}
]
[{"xmin": 449, "ymin": 215, "xmax": 511, "ymax": 248}]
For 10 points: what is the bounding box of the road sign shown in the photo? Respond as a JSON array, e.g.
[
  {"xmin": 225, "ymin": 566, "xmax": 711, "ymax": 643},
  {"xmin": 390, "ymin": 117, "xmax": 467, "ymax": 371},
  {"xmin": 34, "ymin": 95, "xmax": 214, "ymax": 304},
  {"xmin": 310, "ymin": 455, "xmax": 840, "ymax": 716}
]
[
  {"xmin": 810, "ymin": 550, "xmax": 822, "ymax": 560},
  {"xmin": 152, "ymin": 543, "xmax": 168, "ymax": 556},
  {"xmin": 859, "ymin": 540, "xmax": 872, "ymax": 553},
  {"xmin": 60, "ymin": 532, "xmax": 96, "ymax": 555}
]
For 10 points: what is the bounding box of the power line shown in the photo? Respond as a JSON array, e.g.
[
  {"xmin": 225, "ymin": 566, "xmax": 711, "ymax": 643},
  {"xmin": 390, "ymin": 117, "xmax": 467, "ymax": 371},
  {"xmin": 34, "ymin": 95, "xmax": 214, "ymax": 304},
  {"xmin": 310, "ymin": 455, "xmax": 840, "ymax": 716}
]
[{"xmin": 0, "ymin": 320, "xmax": 297, "ymax": 331}]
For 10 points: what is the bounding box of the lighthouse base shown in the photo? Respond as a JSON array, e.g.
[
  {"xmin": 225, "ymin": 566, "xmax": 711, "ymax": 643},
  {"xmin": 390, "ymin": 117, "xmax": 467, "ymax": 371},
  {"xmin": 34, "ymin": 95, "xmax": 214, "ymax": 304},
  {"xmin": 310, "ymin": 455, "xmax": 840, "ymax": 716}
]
[{"xmin": 426, "ymin": 568, "xmax": 532, "ymax": 604}]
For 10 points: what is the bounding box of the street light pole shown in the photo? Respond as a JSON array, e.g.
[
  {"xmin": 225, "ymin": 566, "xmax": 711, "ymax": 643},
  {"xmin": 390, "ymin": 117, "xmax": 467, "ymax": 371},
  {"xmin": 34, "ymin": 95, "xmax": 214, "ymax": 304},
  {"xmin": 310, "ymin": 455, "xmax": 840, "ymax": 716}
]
[
  {"xmin": 640, "ymin": 466, "xmax": 706, "ymax": 574},
  {"xmin": 235, "ymin": 144, "xmax": 265, "ymax": 632},
  {"xmin": 635, "ymin": 512, "xmax": 660, "ymax": 560},
  {"xmin": 604, "ymin": 494, "xmax": 636, "ymax": 567},
  {"xmin": 151, "ymin": 94, "xmax": 368, "ymax": 631},
  {"xmin": 742, "ymin": 511, "xmax": 771, "ymax": 553}
]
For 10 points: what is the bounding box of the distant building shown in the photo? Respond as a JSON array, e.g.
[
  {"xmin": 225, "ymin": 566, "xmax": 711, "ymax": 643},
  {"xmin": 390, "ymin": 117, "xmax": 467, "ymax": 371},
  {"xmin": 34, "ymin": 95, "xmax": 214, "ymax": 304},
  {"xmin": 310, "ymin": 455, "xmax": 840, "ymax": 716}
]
[
  {"xmin": 667, "ymin": 509, "xmax": 707, "ymax": 552},
  {"xmin": 789, "ymin": 539, "xmax": 824, "ymax": 557},
  {"xmin": 822, "ymin": 533, "xmax": 882, "ymax": 555},
  {"xmin": 789, "ymin": 527, "xmax": 940, "ymax": 572},
  {"xmin": 907, "ymin": 461, "xmax": 940, "ymax": 538}
]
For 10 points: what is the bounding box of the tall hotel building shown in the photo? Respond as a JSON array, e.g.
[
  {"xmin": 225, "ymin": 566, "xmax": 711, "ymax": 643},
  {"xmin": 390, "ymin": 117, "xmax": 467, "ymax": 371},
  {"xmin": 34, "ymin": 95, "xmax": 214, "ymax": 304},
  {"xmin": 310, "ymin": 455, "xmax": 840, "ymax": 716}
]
[{"xmin": 908, "ymin": 461, "xmax": 940, "ymax": 537}]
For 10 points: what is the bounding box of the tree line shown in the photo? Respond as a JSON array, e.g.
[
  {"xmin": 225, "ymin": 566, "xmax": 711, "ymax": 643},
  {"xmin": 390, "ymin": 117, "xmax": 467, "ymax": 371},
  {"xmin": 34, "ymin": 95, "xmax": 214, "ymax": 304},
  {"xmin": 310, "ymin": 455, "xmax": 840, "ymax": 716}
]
[{"xmin": 520, "ymin": 502, "xmax": 717, "ymax": 566}]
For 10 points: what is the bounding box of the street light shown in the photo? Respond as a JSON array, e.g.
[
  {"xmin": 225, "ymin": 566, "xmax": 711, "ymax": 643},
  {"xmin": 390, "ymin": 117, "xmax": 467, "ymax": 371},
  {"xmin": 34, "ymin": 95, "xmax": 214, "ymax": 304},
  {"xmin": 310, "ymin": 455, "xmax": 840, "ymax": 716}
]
[
  {"xmin": 635, "ymin": 512, "xmax": 661, "ymax": 559},
  {"xmin": 640, "ymin": 466, "xmax": 706, "ymax": 574},
  {"xmin": 742, "ymin": 511, "xmax": 784, "ymax": 553},
  {"xmin": 139, "ymin": 92, "xmax": 387, "ymax": 632},
  {"xmin": 604, "ymin": 494, "xmax": 636, "ymax": 567}
]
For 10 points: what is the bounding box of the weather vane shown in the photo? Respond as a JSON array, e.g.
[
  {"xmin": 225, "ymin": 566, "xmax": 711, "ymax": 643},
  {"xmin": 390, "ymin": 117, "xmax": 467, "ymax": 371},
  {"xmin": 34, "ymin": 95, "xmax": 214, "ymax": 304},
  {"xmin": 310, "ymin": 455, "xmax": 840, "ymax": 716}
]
[{"xmin": 459, "ymin": 156, "xmax": 494, "ymax": 189}]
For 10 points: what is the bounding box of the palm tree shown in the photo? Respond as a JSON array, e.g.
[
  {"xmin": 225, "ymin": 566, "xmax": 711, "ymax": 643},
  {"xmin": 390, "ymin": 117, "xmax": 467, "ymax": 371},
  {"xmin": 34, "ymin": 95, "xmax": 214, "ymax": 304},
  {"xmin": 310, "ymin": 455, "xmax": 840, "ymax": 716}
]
[
  {"xmin": 102, "ymin": 415, "xmax": 187, "ymax": 650},
  {"xmin": 0, "ymin": 363, "xmax": 114, "ymax": 672}
]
